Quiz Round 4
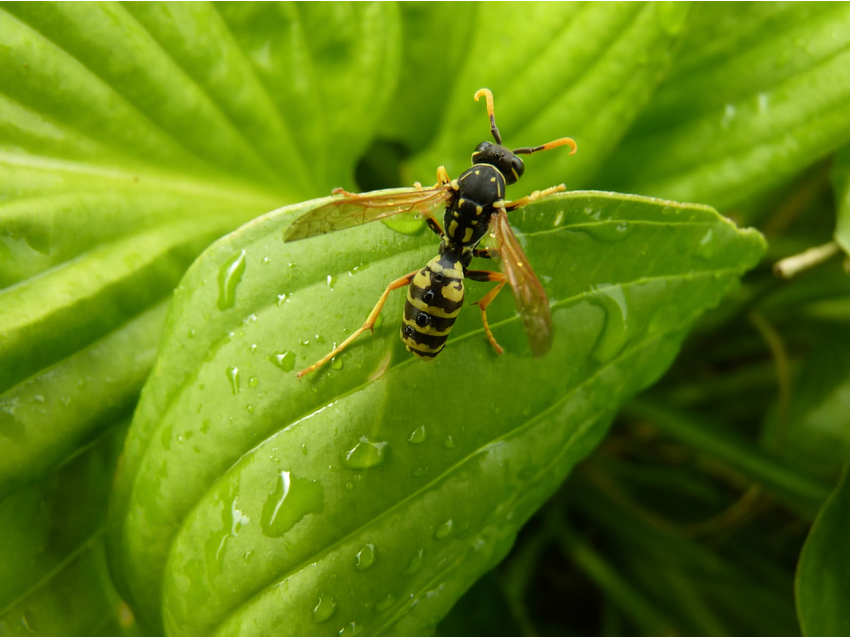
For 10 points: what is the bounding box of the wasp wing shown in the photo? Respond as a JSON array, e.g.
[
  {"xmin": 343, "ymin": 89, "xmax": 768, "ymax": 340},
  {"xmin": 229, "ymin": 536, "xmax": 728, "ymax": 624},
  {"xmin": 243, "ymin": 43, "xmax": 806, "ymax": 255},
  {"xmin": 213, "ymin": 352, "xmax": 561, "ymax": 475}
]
[
  {"xmin": 492, "ymin": 210, "xmax": 553, "ymax": 357},
  {"xmin": 284, "ymin": 185, "xmax": 452, "ymax": 242}
]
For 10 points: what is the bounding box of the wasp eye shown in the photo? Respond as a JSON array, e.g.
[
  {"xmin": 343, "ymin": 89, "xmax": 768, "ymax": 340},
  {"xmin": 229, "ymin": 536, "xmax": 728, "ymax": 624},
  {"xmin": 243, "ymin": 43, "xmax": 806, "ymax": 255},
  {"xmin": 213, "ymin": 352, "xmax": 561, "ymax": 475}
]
[
  {"xmin": 511, "ymin": 156, "xmax": 525, "ymax": 178},
  {"xmin": 474, "ymin": 141, "xmax": 491, "ymax": 154}
]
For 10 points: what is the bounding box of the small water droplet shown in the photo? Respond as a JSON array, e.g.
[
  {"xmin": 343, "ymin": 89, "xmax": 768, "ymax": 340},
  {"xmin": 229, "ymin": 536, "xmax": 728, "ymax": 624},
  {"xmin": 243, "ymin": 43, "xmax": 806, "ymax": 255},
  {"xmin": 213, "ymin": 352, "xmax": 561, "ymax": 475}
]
[
  {"xmin": 267, "ymin": 351, "xmax": 296, "ymax": 372},
  {"xmin": 408, "ymin": 425, "xmax": 426, "ymax": 444},
  {"xmin": 312, "ymin": 594, "xmax": 337, "ymax": 623},
  {"xmin": 403, "ymin": 548, "xmax": 424, "ymax": 574},
  {"xmin": 218, "ymin": 250, "xmax": 247, "ymax": 310},
  {"xmin": 345, "ymin": 482, "xmax": 354, "ymax": 490},
  {"xmin": 187, "ymin": 328, "xmax": 196, "ymax": 339},
  {"xmin": 443, "ymin": 435, "xmax": 456, "ymax": 449},
  {"xmin": 331, "ymin": 355, "xmax": 344, "ymax": 371},
  {"xmin": 277, "ymin": 293, "xmax": 288, "ymax": 306},
  {"xmin": 262, "ymin": 256, "xmax": 270, "ymax": 264},
  {"xmin": 342, "ymin": 436, "xmax": 388, "ymax": 469},
  {"xmin": 590, "ymin": 285, "xmax": 630, "ymax": 363},
  {"xmin": 301, "ymin": 442, "xmax": 308, "ymax": 455},
  {"xmin": 226, "ymin": 367, "xmax": 240, "ymax": 394},
  {"xmin": 326, "ymin": 274, "xmax": 336, "ymax": 289},
  {"xmin": 435, "ymin": 519, "xmax": 453, "ymax": 539},
  {"xmin": 354, "ymin": 543, "xmax": 376, "ymax": 571},
  {"xmin": 338, "ymin": 622, "xmax": 358, "ymax": 636},
  {"xmin": 694, "ymin": 228, "xmax": 718, "ymax": 261},
  {"xmin": 260, "ymin": 470, "xmax": 324, "ymax": 537},
  {"xmin": 375, "ymin": 593, "xmax": 395, "ymax": 613},
  {"xmin": 249, "ymin": 343, "xmax": 258, "ymax": 354},
  {"xmin": 412, "ymin": 467, "xmax": 429, "ymax": 477},
  {"xmin": 248, "ymin": 376, "xmax": 259, "ymax": 388}
]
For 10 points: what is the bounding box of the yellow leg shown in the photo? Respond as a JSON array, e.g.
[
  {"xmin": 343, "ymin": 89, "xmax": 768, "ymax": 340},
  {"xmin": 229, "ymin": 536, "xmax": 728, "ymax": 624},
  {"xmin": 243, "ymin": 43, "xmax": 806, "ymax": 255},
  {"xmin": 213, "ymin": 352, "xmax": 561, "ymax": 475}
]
[
  {"xmin": 505, "ymin": 184, "xmax": 566, "ymax": 212},
  {"xmin": 436, "ymin": 165, "xmax": 451, "ymax": 186},
  {"xmin": 467, "ymin": 270, "xmax": 508, "ymax": 355},
  {"xmin": 297, "ymin": 270, "xmax": 418, "ymax": 379}
]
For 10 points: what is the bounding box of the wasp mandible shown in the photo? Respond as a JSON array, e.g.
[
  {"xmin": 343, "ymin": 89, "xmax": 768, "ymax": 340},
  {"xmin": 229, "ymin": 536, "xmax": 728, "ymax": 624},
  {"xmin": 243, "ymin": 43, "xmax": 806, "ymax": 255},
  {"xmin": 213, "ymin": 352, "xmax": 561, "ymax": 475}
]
[{"xmin": 284, "ymin": 89, "xmax": 576, "ymax": 378}]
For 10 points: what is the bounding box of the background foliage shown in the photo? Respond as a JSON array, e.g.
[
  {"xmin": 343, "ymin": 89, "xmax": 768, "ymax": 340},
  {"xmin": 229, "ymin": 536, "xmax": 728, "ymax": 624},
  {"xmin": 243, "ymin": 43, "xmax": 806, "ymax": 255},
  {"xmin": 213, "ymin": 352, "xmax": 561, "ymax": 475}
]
[{"xmin": 1, "ymin": 3, "xmax": 849, "ymax": 637}]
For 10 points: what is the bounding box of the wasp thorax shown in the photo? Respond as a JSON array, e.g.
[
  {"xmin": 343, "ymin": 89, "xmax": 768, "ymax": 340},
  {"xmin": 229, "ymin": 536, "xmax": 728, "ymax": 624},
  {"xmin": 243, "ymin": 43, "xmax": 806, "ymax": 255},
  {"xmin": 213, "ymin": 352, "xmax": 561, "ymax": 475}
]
[{"xmin": 471, "ymin": 141, "xmax": 525, "ymax": 185}]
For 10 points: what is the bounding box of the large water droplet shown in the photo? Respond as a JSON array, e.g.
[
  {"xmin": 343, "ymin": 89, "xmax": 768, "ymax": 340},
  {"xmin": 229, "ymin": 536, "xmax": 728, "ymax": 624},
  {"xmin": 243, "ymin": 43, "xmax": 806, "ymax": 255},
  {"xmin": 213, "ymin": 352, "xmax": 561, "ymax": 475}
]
[
  {"xmin": 204, "ymin": 497, "xmax": 250, "ymax": 577},
  {"xmin": 260, "ymin": 470, "xmax": 324, "ymax": 537},
  {"xmin": 354, "ymin": 543, "xmax": 376, "ymax": 571},
  {"xmin": 218, "ymin": 250, "xmax": 247, "ymax": 310},
  {"xmin": 590, "ymin": 285, "xmax": 630, "ymax": 363},
  {"xmin": 434, "ymin": 519, "xmax": 453, "ymax": 539},
  {"xmin": 374, "ymin": 594, "xmax": 395, "ymax": 613},
  {"xmin": 267, "ymin": 351, "xmax": 296, "ymax": 372},
  {"xmin": 342, "ymin": 436, "xmax": 388, "ymax": 469},
  {"xmin": 226, "ymin": 367, "xmax": 240, "ymax": 394},
  {"xmin": 403, "ymin": 548, "xmax": 424, "ymax": 574},
  {"xmin": 312, "ymin": 594, "xmax": 337, "ymax": 623},
  {"xmin": 408, "ymin": 425, "xmax": 426, "ymax": 444}
]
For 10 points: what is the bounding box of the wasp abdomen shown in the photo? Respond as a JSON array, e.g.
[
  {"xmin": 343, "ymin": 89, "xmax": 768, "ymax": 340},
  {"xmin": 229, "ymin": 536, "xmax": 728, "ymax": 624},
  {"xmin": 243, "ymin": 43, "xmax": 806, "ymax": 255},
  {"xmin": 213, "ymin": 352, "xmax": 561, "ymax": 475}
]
[{"xmin": 400, "ymin": 254, "xmax": 464, "ymax": 359}]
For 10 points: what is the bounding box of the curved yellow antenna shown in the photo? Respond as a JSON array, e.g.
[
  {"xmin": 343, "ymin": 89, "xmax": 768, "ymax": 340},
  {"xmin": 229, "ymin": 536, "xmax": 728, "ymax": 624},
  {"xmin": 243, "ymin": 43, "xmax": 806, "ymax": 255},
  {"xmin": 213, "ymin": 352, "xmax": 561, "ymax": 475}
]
[
  {"xmin": 513, "ymin": 136, "xmax": 577, "ymax": 156},
  {"xmin": 474, "ymin": 88, "xmax": 502, "ymax": 145}
]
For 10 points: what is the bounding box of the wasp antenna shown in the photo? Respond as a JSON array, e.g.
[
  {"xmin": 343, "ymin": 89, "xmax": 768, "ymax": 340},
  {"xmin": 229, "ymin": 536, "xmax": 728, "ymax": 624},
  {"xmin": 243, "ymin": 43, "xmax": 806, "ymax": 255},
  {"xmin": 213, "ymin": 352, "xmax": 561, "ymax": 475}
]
[
  {"xmin": 513, "ymin": 137, "xmax": 577, "ymax": 156},
  {"xmin": 474, "ymin": 88, "xmax": 503, "ymax": 146}
]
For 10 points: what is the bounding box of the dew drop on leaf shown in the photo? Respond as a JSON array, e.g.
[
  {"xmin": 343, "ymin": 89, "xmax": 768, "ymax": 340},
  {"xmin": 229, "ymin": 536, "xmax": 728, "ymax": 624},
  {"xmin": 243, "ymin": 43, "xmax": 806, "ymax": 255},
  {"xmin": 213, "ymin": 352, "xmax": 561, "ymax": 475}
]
[
  {"xmin": 434, "ymin": 519, "xmax": 453, "ymax": 539},
  {"xmin": 408, "ymin": 425, "xmax": 426, "ymax": 444},
  {"xmin": 342, "ymin": 436, "xmax": 388, "ymax": 469},
  {"xmin": 217, "ymin": 250, "xmax": 247, "ymax": 310},
  {"xmin": 312, "ymin": 594, "xmax": 337, "ymax": 623},
  {"xmin": 260, "ymin": 470, "xmax": 324, "ymax": 537},
  {"xmin": 589, "ymin": 285, "xmax": 630, "ymax": 363},
  {"xmin": 403, "ymin": 548, "xmax": 424, "ymax": 574},
  {"xmin": 267, "ymin": 351, "xmax": 296, "ymax": 372},
  {"xmin": 226, "ymin": 367, "xmax": 240, "ymax": 394},
  {"xmin": 354, "ymin": 543, "xmax": 376, "ymax": 571},
  {"xmin": 375, "ymin": 593, "xmax": 395, "ymax": 613}
]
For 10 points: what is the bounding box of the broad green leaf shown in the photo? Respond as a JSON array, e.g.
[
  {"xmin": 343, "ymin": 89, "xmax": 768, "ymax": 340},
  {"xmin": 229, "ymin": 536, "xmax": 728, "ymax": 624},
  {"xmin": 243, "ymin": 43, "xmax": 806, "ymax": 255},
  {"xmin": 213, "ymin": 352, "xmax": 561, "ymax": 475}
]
[
  {"xmin": 833, "ymin": 146, "xmax": 850, "ymax": 257},
  {"xmin": 0, "ymin": 426, "xmax": 134, "ymax": 636},
  {"xmin": 109, "ymin": 190, "xmax": 764, "ymax": 635},
  {"xmin": 796, "ymin": 466, "xmax": 850, "ymax": 637},
  {"xmin": 0, "ymin": 2, "xmax": 399, "ymax": 500},
  {"xmin": 409, "ymin": 2, "xmax": 693, "ymax": 193},
  {"xmin": 772, "ymin": 325, "xmax": 850, "ymax": 476},
  {"xmin": 599, "ymin": 3, "xmax": 850, "ymax": 211}
]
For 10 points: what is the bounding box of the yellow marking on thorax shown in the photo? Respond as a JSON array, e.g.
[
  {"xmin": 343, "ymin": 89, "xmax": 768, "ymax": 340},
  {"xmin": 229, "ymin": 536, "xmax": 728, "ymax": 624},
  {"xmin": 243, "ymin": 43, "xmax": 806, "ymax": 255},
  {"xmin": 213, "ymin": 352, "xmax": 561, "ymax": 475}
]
[
  {"xmin": 448, "ymin": 219, "xmax": 459, "ymax": 237},
  {"xmin": 412, "ymin": 270, "xmax": 430, "ymax": 289},
  {"xmin": 427, "ymin": 256, "xmax": 463, "ymax": 280},
  {"xmin": 462, "ymin": 227, "xmax": 474, "ymax": 243}
]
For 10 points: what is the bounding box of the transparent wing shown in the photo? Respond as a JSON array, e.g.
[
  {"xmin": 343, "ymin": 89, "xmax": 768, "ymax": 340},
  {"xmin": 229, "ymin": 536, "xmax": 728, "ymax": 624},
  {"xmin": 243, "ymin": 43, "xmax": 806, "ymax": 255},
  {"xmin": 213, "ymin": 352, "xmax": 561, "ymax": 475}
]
[
  {"xmin": 492, "ymin": 210, "xmax": 553, "ymax": 357},
  {"xmin": 284, "ymin": 185, "xmax": 452, "ymax": 242}
]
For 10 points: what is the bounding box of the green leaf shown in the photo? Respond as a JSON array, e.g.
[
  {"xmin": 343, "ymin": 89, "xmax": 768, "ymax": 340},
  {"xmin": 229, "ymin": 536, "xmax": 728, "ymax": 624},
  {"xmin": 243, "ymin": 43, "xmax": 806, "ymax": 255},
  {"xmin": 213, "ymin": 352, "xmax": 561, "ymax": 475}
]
[
  {"xmin": 108, "ymin": 190, "xmax": 764, "ymax": 635},
  {"xmin": 599, "ymin": 3, "xmax": 850, "ymax": 211},
  {"xmin": 796, "ymin": 465, "xmax": 850, "ymax": 637},
  {"xmin": 0, "ymin": 2, "xmax": 400, "ymax": 498},
  {"xmin": 408, "ymin": 3, "xmax": 693, "ymax": 193},
  {"xmin": 833, "ymin": 146, "xmax": 850, "ymax": 257},
  {"xmin": 0, "ymin": 426, "xmax": 133, "ymax": 636}
]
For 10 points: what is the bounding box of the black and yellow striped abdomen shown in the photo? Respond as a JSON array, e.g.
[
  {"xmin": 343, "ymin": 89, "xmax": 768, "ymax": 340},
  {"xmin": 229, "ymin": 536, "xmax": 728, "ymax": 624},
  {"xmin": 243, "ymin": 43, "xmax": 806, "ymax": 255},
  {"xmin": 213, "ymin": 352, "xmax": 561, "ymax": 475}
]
[{"xmin": 400, "ymin": 252, "xmax": 465, "ymax": 359}]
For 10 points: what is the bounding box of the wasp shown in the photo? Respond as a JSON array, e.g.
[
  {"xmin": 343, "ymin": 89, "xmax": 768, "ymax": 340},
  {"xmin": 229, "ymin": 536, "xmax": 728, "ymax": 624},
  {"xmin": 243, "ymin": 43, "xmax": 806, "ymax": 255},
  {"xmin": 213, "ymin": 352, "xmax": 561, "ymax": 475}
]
[{"xmin": 284, "ymin": 89, "xmax": 576, "ymax": 378}]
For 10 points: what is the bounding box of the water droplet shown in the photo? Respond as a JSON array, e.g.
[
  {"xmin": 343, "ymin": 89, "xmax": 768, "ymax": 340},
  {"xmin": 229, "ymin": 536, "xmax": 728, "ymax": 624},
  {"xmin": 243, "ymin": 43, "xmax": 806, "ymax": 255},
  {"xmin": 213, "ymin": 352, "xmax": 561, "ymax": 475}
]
[
  {"xmin": 580, "ymin": 222, "xmax": 629, "ymax": 243},
  {"xmin": 331, "ymin": 355, "xmax": 344, "ymax": 371},
  {"xmin": 262, "ymin": 256, "xmax": 270, "ymax": 264},
  {"xmin": 375, "ymin": 593, "xmax": 395, "ymax": 613},
  {"xmin": 249, "ymin": 343, "xmax": 258, "ymax": 354},
  {"xmin": 342, "ymin": 436, "xmax": 388, "ymax": 469},
  {"xmin": 695, "ymin": 228, "xmax": 718, "ymax": 261},
  {"xmin": 301, "ymin": 442, "xmax": 308, "ymax": 455},
  {"xmin": 260, "ymin": 470, "xmax": 324, "ymax": 537},
  {"xmin": 721, "ymin": 103, "xmax": 736, "ymax": 128},
  {"xmin": 277, "ymin": 293, "xmax": 288, "ymax": 306},
  {"xmin": 403, "ymin": 548, "xmax": 424, "ymax": 574},
  {"xmin": 590, "ymin": 285, "xmax": 630, "ymax": 363},
  {"xmin": 204, "ymin": 497, "xmax": 250, "ymax": 576},
  {"xmin": 443, "ymin": 435, "xmax": 456, "ymax": 449},
  {"xmin": 408, "ymin": 425, "xmax": 426, "ymax": 444},
  {"xmin": 226, "ymin": 367, "xmax": 240, "ymax": 394},
  {"xmin": 553, "ymin": 210, "xmax": 565, "ymax": 226},
  {"xmin": 338, "ymin": 622, "xmax": 358, "ymax": 636},
  {"xmin": 354, "ymin": 543, "xmax": 376, "ymax": 571},
  {"xmin": 248, "ymin": 377, "xmax": 259, "ymax": 388},
  {"xmin": 187, "ymin": 329, "xmax": 196, "ymax": 339},
  {"xmin": 434, "ymin": 519, "xmax": 453, "ymax": 539},
  {"xmin": 412, "ymin": 467, "xmax": 429, "ymax": 477},
  {"xmin": 267, "ymin": 351, "xmax": 296, "ymax": 372},
  {"xmin": 312, "ymin": 594, "xmax": 337, "ymax": 623},
  {"xmin": 246, "ymin": 404, "xmax": 254, "ymax": 414},
  {"xmin": 326, "ymin": 274, "xmax": 336, "ymax": 289},
  {"xmin": 218, "ymin": 250, "xmax": 247, "ymax": 310},
  {"xmin": 345, "ymin": 482, "xmax": 354, "ymax": 490}
]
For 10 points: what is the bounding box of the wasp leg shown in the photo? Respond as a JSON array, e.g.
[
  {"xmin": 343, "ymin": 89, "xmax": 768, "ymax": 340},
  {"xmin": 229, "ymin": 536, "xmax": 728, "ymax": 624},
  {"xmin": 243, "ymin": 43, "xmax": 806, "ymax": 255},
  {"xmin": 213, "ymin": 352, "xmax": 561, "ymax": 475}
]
[
  {"xmin": 436, "ymin": 165, "xmax": 451, "ymax": 186},
  {"xmin": 504, "ymin": 184, "xmax": 566, "ymax": 212},
  {"xmin": 424, "ymin": 215, "xmax": 444, "ymax": 238},
  {"xmin": 297, "ymin": 270, "xmax": 419, "ymax": 379},
  {"xmin": 466, "ymin": 269, "xmax": 508, "ymax": 355},
  {"xmin": 473, "ymin": 247, "xmax": 496, "ymax": 259}
]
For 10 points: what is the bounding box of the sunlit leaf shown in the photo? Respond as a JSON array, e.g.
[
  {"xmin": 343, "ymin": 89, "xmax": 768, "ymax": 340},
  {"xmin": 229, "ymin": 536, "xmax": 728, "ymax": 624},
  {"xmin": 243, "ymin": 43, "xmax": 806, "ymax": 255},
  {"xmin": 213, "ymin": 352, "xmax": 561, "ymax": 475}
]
[{"xmin": 109, "ymin": 190, "xmax": 764, "ymax": 635}]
